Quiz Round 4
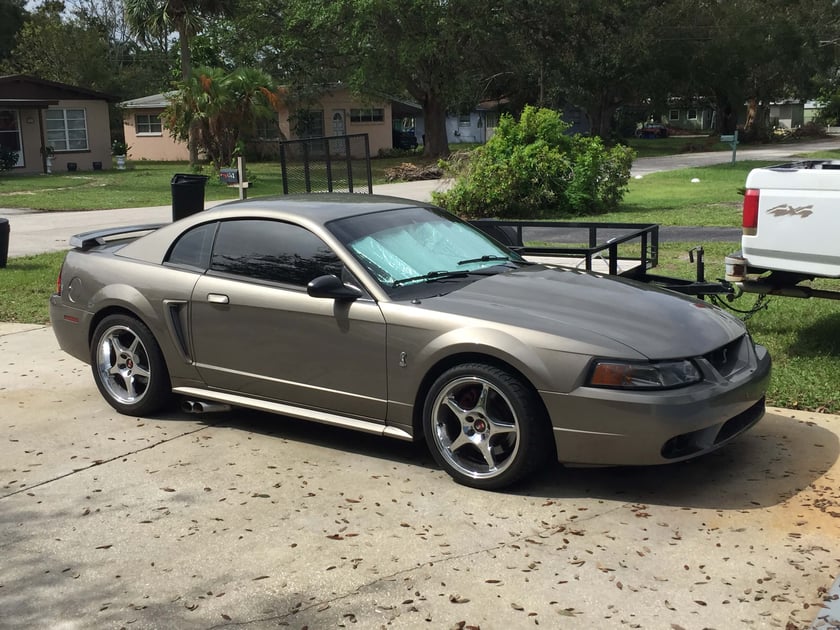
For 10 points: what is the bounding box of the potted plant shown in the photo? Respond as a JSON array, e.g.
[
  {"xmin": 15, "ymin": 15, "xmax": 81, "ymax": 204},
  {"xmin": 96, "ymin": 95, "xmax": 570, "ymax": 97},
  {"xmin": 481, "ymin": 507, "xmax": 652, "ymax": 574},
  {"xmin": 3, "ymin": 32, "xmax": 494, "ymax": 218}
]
[{"xmin": 111, "ymin": 139, "xmax": 130, "ymax": 170}]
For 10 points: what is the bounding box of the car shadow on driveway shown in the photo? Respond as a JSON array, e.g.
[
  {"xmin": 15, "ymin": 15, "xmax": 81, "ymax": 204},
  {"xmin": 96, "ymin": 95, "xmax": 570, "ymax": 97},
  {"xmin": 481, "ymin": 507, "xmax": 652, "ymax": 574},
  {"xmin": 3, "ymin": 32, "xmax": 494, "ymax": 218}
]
[
  {"xmin": 526, "ymin": 411, "xmax": 839, "ymax": 510},
  {"xmin": 183, "ymin": 407, "xmax": 838, "ymax": 511},
  {"xmin": 195, "ymin": 406, "xmax": 438, "ymax": 471}
]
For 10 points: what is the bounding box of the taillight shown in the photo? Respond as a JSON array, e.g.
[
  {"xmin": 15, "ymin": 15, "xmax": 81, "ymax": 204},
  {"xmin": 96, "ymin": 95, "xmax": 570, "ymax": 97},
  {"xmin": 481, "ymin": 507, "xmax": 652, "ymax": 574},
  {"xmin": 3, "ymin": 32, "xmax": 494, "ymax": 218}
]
[
  {"xmin": 55, "ymin": 265, "xmax": 63, "ymax": 295},
  {"xmin": 742, "ymin": 188, "xmax": 759, "ymax": 235}
]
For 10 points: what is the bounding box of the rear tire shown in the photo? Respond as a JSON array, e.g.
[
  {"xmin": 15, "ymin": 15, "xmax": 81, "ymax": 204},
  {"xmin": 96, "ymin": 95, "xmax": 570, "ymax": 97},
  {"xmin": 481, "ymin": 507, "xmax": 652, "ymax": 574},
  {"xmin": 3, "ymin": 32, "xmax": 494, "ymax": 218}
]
[
  {"xmin": 423, "ymin": 363, "xmax": 552, "ymax": 490},
  {"xmin": 90, "ymin": 315, "xmax": 171, "ymax": 416}
]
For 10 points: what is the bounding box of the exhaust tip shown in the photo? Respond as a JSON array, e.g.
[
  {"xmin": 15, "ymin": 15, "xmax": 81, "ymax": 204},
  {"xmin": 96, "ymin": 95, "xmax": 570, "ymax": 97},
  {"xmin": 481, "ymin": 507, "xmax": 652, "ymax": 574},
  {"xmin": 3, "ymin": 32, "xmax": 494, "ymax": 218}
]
[{"xmin": 181, "ymin": 399, "xmax": 232, "ymax": 414}]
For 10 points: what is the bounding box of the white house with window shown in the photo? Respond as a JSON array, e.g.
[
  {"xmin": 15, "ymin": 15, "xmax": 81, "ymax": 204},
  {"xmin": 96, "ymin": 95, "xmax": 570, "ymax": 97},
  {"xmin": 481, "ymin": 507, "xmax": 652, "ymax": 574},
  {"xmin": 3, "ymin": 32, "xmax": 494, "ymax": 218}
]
[
  {"xmin": 0, "ymin": 74, "xmax": 114, "ymax": 174},
  {"xmin": 664, "ymin": 103, "xmax": 714, "ymax": 132}
]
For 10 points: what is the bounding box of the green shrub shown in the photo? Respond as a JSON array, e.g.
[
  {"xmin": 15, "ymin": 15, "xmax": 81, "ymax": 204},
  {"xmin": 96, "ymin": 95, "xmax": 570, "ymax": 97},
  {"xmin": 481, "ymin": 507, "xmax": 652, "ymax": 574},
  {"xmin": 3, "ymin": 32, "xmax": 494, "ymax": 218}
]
[
  {"xmin": 434, "ymin": 106, "xmax": 635, "ymax": 218},
  {"xmin": 0, "ymin": 146, "xmax": 19, "ymax": 172}
]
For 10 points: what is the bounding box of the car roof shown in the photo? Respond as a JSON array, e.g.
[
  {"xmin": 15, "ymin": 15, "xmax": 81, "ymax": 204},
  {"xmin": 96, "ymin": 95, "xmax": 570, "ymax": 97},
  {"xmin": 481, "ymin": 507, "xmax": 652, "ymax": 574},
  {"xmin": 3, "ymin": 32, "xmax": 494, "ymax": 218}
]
[
  {"xmin": 116, "ymin": 193, "xmax": 436, "ymax": 264},
  {"xmin": 207, "ymin": 193, "xmax": 431, "ymax": 224}
]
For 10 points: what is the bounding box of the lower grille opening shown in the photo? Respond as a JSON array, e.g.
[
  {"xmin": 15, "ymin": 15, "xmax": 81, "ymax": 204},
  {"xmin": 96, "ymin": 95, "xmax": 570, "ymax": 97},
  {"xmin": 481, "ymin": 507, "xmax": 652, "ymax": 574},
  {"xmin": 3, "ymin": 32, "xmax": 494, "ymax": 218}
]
[
  {"xmin": 716, "ymin": 397, "xmax": 765, "ymax": 444},
  {"xmin": 661, "ymin": 397, "xmax": 766, "ymax": 460}
]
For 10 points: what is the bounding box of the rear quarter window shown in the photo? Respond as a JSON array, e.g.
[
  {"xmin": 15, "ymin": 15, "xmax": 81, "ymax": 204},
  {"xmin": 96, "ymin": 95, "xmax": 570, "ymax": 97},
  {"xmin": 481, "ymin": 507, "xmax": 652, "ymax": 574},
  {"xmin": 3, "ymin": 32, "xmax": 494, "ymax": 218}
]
[{"xmin": 166, "ymin": 222, "xmax": 217, "ymax": 270}]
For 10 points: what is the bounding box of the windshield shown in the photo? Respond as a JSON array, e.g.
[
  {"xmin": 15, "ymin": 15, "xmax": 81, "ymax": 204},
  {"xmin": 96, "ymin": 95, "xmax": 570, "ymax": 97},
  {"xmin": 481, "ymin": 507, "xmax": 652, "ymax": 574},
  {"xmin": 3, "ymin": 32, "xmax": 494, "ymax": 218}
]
[{"xmin": 327, "ymin": 206, "xmax": 523, "ymax": 296}]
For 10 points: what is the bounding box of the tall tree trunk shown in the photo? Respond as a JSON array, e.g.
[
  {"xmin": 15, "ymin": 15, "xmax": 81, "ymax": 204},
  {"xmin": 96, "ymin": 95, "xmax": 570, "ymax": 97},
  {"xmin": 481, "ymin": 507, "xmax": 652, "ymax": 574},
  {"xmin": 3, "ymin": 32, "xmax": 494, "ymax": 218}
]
[
  {"xmin": 588, "ymin": 91, "xmax": 620, "ymax": 141},
  {"xmin": 422, "ymin": 93, "xmax": 450, "ymax": 158},
  {"xmin": 179, "ymin": 29, "xmax": 198, "ymax": 167},
  {"xmin": 714, "ymin": 91, "xmax": 737, "ymax": 135}
]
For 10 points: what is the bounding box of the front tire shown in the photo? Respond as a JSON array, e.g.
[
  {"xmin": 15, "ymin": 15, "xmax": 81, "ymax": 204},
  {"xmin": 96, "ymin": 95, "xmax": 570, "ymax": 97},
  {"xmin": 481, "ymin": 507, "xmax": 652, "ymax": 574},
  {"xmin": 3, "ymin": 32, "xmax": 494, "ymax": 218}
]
[
  {"xmin": 90, "ymin": 315, "xmax": 171, "ymax": 416},
  {"xmin": 423, "ymin": 363, "xmax": 551, "ymax": 490}
]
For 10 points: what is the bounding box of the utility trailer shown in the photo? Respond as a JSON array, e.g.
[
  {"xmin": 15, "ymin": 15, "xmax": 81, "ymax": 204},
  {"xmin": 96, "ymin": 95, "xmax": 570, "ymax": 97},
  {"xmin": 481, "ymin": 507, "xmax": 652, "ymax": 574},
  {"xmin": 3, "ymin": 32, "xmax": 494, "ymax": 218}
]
[
  {"xmin": 474, "ymin": 159, "xmax": 840, "ymax": 303},
  {"xmin": 470, "ymin": 219, "xmax": 733, "ymax": 298}
]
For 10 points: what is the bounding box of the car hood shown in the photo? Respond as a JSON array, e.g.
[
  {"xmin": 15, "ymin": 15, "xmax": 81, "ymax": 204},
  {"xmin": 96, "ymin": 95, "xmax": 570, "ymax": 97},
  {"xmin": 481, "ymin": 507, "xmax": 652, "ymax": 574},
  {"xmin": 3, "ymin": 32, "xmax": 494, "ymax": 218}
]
[{"xmin": 413, "ymin": 265, "xmax": 746, "ymax": 359}]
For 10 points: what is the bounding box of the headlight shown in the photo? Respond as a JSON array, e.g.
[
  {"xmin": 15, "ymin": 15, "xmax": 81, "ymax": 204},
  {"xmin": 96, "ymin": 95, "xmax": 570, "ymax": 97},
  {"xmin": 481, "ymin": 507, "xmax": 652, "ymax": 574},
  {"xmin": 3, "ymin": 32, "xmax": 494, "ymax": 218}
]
[{"xmin": 588, "ymin": 359, "xmax": 701, "ymax": 390}]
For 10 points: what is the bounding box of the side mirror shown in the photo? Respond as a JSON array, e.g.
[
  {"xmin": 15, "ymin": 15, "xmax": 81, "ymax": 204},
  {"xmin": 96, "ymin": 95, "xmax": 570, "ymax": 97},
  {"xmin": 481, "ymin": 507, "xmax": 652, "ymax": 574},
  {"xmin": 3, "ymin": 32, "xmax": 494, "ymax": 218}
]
[{"xmin": 307, "ymin": 274, "xmax": 363, "ymax": 301}]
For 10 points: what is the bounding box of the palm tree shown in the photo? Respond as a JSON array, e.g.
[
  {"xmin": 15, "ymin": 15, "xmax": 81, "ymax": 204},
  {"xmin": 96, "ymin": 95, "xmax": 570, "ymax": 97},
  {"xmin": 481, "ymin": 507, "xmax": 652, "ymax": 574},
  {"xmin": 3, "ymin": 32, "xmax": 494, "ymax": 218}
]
[
  {"xmin": 163, "ymin": 66, "xmax": 284, "ymax": 170},
  {"xmin": 124, "ymin": 0, "xmax": 235, "ymax": 165}
]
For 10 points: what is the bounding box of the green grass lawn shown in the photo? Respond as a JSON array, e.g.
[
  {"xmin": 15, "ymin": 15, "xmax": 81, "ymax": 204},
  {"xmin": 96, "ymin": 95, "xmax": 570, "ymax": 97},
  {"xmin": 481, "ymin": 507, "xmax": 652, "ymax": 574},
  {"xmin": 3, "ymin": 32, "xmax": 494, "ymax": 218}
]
[
  {"xmin": 0, "ymin": 155, "xmax": 436, "ymax": 211},
  {"xmin": 0, "ymin": 251, "xmax": 64, "ymax": 323},
  {"xmin": 611, "ymin": 162, "xmax": 775, "ymax": 226}
]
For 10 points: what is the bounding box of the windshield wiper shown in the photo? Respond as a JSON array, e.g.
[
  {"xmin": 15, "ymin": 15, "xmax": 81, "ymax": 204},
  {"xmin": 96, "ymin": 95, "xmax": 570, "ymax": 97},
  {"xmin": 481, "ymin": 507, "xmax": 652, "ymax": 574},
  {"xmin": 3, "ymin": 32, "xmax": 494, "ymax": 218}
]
[
  {"xmin": 392, "ymin": 270, "xmax": 469, "ymax": 287},
  {"xmin": 457, "ymin": 254, "xmax": 511, "ymax": 265}
]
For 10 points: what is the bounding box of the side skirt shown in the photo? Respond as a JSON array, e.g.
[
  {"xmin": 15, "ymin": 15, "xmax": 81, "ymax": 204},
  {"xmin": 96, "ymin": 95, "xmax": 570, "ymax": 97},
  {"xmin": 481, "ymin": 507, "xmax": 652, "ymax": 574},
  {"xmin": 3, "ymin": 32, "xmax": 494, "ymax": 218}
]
[{"xmin": 172, "ymin": 386, "xmax": 413, "ymax": 441}]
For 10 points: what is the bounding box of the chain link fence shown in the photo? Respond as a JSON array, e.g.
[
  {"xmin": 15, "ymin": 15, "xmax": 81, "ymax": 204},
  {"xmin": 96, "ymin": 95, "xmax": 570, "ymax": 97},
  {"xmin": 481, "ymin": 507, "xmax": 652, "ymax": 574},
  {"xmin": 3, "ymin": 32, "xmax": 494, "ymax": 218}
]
[{"xmin": 279, "ymin": 134, "xmax": 372, "ymax": 194}]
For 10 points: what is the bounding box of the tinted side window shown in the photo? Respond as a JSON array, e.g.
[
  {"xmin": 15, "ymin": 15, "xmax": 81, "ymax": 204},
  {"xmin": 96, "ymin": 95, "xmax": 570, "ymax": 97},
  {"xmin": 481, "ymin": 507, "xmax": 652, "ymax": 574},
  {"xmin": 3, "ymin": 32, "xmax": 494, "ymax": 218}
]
[
  {"xmin": 166, "ymin": 222, "xmax": 217, "ymax": 269},
  {"xmin": 210, "ymin": 219, "xmax": 342, "ymax": 286}
]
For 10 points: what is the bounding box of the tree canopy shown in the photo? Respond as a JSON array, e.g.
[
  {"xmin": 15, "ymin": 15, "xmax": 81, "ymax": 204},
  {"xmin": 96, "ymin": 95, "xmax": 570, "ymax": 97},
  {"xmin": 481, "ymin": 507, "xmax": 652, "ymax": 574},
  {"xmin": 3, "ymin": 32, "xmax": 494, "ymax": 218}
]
[{"xmin": 2, "ymin": 0, "xmax": 839, "ymax": 152}]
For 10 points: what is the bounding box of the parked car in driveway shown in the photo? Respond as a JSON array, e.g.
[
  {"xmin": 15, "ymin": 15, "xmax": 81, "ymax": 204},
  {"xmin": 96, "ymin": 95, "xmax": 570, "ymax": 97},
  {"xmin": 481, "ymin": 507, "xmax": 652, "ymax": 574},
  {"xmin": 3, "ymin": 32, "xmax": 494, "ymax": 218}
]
[
  {"xmin": 635, "ymin": 122, "xmax": 669, "ymax": 138},
  {"xmin": 49, "ymin": 195, "xmax": 771, "ymax": 489}
]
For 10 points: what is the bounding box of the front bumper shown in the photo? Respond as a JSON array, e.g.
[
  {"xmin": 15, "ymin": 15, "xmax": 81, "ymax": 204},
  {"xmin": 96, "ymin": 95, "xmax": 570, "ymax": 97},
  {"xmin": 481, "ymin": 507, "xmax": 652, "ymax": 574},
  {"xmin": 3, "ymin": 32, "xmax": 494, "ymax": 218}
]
[{"xmin": 540, "ymin": 341, "xmax": 772, "ymax": 466}]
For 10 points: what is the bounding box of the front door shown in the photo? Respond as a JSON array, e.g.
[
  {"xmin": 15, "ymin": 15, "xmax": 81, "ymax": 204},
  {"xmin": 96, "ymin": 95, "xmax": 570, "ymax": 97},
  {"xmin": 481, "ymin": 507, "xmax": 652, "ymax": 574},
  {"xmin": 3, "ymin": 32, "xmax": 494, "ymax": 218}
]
[
  {"xmin": 188, "ymin": 218, "xmax": 388, "ymax": 421},
  {"xmin": 332, "ymin": 110, "xmax": 346, "ymax": 136},
  {"xmin": 330, "ymin": 110, "xmax": 346, "ymax": 156}
]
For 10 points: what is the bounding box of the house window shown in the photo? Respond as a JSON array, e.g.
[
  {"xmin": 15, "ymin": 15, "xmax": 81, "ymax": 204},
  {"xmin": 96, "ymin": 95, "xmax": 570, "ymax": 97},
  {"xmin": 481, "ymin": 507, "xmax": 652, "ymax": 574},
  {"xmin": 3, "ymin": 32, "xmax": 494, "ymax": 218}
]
[
  {"xmin": 687, "ymin": 109, "xmax": 698, "ymax": 120},
  {"xmin": 293, "ymin": 110, "xmax": 324, "ymax": 138},
  {"xmin": 485, "ymin": 112, "xmax": 500, "ymax": 129},
  {"xmin": 254, "ymin": 118, "xmax": 281, "ymax": 139},
  {"xmin": 458, "ymin": 114, "xmax": 472, "ymax": 127},
  {"xmin": 669, "ymin": 110, "xmax": 680, "ymax": 121},
  {"xmin": 349, "ymin": 108, "xmax": 384, "ymax": 123},
  {"xmin": 0, "ymin": 109, "xmax": 23, "ymax": 167},
  {"xmin": 46, "ymin": 108, "xmax": 89, "ymax": 151},
  {"xmin": 135, "ymin": 113, "xmax": 162, "ymax": 135}
]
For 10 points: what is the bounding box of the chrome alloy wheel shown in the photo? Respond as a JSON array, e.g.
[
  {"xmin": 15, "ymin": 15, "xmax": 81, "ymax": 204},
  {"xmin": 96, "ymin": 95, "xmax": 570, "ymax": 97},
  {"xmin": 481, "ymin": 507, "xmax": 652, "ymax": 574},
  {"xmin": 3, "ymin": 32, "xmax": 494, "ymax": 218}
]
[
  {"xmin": 429, "ymin": 375, "xmax": 521, "ymax": 480},
  {"xmin": 95, "ymin": 324, "xmax": 152, "ymax": 405}
]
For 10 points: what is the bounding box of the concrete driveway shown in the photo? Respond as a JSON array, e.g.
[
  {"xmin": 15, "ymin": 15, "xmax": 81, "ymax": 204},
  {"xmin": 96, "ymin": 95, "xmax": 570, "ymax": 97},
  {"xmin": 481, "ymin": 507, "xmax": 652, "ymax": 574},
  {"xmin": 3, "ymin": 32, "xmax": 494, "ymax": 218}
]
[{"xmin": 2, "ymin": 322, "xmax": 839, "ymax": 629}]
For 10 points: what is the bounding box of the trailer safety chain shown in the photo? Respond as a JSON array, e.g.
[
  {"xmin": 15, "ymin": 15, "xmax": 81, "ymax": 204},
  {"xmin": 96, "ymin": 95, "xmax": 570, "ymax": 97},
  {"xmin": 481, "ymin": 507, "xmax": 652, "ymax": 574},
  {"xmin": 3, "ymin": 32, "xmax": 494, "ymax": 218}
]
[{"xmin": 711, "ymin": 293, "xmax": 771, "ymax": 322}]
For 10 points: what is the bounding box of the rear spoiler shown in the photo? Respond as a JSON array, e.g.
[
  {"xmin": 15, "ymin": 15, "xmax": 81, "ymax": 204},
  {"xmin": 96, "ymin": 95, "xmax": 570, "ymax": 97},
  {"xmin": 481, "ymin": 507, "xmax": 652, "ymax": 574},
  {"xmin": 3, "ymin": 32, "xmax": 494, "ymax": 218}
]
[{"xmin": 69, "ymin": 224, "xmax": 166, "ymax": 250}]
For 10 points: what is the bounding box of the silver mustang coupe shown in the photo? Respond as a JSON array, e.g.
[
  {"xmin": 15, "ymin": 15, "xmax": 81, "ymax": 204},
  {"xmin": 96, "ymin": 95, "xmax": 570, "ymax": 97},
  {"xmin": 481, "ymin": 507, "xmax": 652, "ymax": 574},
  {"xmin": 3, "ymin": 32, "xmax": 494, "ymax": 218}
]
[{"xmin": 50, "ymin": 195, "xmax": 771, "ymax": 489}]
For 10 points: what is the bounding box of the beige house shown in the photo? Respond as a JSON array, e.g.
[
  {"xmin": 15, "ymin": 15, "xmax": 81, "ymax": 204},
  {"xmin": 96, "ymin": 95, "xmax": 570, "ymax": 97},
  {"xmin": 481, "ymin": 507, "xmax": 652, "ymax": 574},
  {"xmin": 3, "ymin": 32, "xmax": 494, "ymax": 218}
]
[
  {"xmin": 121, "ymin": 86, "xmax": 420, "ymax": 161},
  {"xmin": 0, "ymin": 75, "xmax": 114, "ymax": 174},
  {"xmin": 120, "ymin": 92, "xmax": 188, "ymax": 161}
]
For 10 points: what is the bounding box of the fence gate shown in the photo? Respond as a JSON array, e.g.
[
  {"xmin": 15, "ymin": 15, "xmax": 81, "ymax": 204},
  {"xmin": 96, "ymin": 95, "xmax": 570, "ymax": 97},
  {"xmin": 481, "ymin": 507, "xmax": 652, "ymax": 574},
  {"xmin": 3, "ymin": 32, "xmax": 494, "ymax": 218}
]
[{"xmin": 279, "ymin": 133, "xmax": 372, "ymax": 194}]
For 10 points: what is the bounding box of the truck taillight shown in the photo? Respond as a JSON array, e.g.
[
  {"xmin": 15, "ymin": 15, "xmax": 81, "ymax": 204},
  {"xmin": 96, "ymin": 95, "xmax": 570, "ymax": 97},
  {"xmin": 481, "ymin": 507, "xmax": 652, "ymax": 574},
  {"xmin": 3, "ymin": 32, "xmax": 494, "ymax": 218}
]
[{"xmin": 742, "ymin": 188, "xmax": 759, "ymax": 235}]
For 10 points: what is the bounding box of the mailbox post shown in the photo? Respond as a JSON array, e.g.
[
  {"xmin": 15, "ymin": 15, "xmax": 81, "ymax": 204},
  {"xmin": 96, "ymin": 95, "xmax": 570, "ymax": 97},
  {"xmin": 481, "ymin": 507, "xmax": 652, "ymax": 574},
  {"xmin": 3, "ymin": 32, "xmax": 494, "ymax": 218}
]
[{"xmin": 720, "ymin": 130, "xmax": 739, "ymax": 164}]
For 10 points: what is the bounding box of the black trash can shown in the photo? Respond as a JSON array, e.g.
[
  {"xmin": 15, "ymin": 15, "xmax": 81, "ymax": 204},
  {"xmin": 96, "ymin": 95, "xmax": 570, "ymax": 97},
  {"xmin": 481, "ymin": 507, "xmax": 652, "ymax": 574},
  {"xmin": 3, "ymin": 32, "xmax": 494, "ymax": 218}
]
[
  {"xmin": 0, "ymin": 218, "xmax": 9, "ymax": 268},
  {"xmin": 170, "ymin": 173, "xmax": 209, "ymax": 221}
]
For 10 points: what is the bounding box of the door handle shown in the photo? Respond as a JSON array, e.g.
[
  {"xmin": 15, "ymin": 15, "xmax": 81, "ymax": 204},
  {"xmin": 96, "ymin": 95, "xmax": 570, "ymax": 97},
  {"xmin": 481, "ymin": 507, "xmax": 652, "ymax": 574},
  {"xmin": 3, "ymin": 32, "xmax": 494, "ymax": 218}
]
[{"xmin": 207, "ymin": 293, "xmax": 230, "ymax": 304}]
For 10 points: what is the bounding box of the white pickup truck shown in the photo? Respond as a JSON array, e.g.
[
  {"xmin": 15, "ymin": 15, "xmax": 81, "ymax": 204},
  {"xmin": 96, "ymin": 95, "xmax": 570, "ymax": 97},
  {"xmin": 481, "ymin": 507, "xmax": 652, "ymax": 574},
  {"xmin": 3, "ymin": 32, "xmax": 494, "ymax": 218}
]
[{"xmin": 725, "ymin": 160, "xmax": 840, "ymax": 300}]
